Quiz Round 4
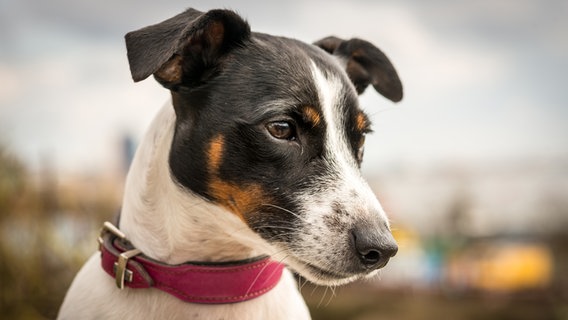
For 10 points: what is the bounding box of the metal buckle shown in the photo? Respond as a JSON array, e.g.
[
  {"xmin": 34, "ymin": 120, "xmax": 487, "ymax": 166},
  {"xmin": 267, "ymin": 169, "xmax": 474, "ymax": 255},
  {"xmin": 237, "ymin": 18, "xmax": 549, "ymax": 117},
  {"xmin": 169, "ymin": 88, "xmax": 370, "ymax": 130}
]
[
  {"xmin": 114, "ymin": 248, "xmax": 142, "ymax": 289},
  {"xmin": 98, "ymin": 221, "xmax": 126, "ymax": 250},
  {"xmin": 98, "ymin": 221, "xmax": 142, "ymax": 289}
]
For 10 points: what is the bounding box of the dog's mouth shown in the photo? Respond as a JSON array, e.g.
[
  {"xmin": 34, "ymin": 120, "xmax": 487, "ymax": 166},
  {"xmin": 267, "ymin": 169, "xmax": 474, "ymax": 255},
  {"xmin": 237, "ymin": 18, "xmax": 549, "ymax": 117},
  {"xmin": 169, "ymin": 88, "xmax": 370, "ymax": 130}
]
[
  {"xmin": 263, "ymin": 230, "xmax": 395, "ymax": 285},
  {"xmin": 284, "ymin": 255, "xmax": 369, "ymax": 285}
]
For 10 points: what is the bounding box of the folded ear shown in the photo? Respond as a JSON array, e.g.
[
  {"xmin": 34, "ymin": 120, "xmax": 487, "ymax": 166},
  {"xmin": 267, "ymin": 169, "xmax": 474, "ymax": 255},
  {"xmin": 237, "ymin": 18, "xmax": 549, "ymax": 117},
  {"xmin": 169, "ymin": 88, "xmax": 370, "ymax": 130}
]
[
  {"xmin": 125, "ymin": 8, "xmax": 251, "ymax": 88},
  {"xmin": 314, "ymin": 36, "xmax": 403, "ymax": 102}
]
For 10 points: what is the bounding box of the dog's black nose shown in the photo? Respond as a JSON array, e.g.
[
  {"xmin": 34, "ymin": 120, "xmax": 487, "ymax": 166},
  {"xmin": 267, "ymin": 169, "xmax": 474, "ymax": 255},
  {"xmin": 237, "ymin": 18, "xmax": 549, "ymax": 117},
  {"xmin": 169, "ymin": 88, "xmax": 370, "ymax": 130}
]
[{"xmin": 351, "ymin": 225, "xmax": 398, "ymax": 269}]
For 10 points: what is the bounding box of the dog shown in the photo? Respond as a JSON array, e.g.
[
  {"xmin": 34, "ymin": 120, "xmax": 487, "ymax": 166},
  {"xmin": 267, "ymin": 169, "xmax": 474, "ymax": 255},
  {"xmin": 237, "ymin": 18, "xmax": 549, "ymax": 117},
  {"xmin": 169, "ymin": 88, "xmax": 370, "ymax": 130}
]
[{"xmin": 58, "ymin": 8, "xmax": 402, "ymax": 320}]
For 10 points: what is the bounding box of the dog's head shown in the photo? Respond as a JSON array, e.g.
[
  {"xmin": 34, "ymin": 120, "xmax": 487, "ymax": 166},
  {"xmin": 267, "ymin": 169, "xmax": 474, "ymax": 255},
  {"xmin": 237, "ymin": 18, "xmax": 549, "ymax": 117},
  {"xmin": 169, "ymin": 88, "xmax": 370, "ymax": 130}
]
[{"xmin": 125, "ymin": 8, "xmax": 402, "ymax": 285}]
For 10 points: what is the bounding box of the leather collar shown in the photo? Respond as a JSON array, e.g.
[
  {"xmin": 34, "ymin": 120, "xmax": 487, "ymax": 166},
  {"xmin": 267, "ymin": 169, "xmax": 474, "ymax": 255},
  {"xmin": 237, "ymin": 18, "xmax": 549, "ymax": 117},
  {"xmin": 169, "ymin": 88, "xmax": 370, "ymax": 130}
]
[{"xmin": 98, "ymin": 221, "xmax": 284, "ymax": 304}]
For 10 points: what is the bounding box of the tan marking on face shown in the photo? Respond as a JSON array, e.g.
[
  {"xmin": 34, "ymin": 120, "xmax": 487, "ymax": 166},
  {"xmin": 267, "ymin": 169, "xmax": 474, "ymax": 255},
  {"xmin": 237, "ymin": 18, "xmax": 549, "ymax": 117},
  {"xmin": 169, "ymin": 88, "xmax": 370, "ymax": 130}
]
[
  {"xmin": 209, "ymin": 180, "xmax": 266, "ymax": 220},
  {"xmin": 207, "ymin": 135, "xmax": 225, "ymax": 174},
  {"xmin": 355, "ymin": 112, "xmax": 368, "ymax": 133},
  {"xmin": 206, "ymin": 134, "xmax": 268, "ymax": 220},
  {"xmin": 302, "ymin": 106, "xmax": 322, "ymax": 127}
]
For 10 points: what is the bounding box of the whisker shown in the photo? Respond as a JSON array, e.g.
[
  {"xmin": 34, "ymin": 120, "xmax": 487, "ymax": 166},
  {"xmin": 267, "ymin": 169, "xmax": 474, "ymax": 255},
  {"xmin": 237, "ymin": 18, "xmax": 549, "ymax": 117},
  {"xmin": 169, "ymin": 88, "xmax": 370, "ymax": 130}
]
[
  {"xmin": 298, "ymin": 276, "xmax": 309, "ymax": 293},
  {"xmin": 244, "ymin": 257, "xmax": 275, "ymax": 297},
  {"xmin": 317, "ymin": 286, "xmax": 328, "ymax": 308},
  {"xmin": 325, "ymin": 285, "xmax": 336, "ymax": 307},
  {"xmin": 266, "ymin": 247, "xmax": 292, "ymax": 263},
  {"xmin": 310, "ymin": 283, "xmax": 319, "ymax": 298},
  {"xmin": 368, "ymin": 106, "xmax": 397, "ymax": 117},
  {"xmin": 227, "ymin": 223, "xmax": 298, "ymax": 243},
  {"xmin": 244, "ymin": 252, "xmax": 291, "ymax": 297},
  {"xmin": 260, "ymin": 203, "xmax": 305, "ymax": 221},
  {"xmin": 253, "ymin": 225, "xmax": 298, "ymax": 232},
  {"xmin": 276, "ymin": 254, "xmax": 290, "ymax": 266}
]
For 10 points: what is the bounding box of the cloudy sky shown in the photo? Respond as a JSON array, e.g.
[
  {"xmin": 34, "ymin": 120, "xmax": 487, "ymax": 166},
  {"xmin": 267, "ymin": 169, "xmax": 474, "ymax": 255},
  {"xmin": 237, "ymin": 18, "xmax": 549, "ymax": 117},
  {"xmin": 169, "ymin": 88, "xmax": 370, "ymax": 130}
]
[{"xmin": 1, "ymin": 0, "xmax": 567, "ymax": 174}]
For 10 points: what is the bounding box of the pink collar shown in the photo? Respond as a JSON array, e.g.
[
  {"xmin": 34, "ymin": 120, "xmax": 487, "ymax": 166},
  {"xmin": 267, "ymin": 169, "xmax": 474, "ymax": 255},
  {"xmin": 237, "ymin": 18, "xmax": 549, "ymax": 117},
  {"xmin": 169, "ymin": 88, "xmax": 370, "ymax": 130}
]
[{"xmin": 98, "ymin": 221, "xmax": 284, "ymax": 304}]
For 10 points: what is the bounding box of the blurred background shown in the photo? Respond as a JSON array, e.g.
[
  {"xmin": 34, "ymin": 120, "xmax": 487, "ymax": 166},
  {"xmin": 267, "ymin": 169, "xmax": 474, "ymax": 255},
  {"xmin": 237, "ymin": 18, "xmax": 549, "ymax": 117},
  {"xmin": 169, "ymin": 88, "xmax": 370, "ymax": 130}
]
[{"xmin": 1, "ymin": 0, "xmax": 567, "ymax": 319}]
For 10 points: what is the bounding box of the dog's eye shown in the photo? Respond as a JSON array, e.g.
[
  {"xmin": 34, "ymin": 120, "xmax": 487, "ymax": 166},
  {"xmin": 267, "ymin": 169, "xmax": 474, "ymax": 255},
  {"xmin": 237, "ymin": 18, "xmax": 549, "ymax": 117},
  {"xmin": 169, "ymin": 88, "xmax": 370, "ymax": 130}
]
[{"xmin": 266, "ymin": 121, "xmax": 296, "ymax": 141}]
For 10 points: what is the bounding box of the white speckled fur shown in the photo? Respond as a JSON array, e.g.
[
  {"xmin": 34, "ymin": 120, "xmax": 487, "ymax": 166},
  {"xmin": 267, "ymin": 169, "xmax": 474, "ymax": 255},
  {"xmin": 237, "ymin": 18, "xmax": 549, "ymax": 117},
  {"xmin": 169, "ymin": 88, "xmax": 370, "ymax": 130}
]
[{"xmin": 280, "ymin": 63, "xmax": 391, "ymax": 284}]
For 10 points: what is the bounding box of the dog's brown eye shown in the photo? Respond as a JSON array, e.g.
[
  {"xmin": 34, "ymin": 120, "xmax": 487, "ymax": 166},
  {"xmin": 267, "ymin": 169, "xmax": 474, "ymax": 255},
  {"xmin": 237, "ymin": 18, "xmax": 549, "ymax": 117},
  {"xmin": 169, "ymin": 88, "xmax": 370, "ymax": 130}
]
[{"xmin": 266, "ymin": 121, "xmax": 296, "ymax": 141}]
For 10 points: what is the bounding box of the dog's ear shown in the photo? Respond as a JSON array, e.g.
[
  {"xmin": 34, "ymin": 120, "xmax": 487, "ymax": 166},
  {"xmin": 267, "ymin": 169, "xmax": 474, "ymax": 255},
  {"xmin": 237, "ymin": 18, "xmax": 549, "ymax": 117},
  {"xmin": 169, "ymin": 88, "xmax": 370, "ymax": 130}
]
[
  {"xmin": 125, "ymin": 8, "xmax": 250, "ymax": 88},
  {"xmin": 314, "ymin": 36, "xmax": 403, "ymax": 102}
]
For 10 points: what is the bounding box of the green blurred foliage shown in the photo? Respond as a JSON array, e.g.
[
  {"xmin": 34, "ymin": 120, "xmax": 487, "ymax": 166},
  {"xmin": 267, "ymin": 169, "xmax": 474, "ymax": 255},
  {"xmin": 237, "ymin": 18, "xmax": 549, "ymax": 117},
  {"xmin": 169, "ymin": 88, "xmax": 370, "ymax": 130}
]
[
  {"xmin": 0, "ymin": 147, "xmax": 27, "ymax": 215},
  {"xmin": 0, "ymin": 148, "xmax": 118, "ymax": 319}
]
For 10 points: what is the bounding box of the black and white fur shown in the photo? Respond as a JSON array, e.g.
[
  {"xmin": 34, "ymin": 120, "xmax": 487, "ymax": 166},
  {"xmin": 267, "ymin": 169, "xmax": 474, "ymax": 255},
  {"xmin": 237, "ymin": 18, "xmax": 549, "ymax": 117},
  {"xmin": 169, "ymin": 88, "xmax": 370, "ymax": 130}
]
[{"xmin": 59, "ymin": 8, "xmax": 403, "ymax": 320}]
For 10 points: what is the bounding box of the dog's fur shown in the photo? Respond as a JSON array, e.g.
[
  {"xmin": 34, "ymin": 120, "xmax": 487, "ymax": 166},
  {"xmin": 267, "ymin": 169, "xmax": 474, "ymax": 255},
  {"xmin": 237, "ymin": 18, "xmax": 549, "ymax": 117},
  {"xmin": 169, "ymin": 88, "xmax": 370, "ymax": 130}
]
[{"xmin": 58, "ymin": 8, "xmax": 402, "ymax": 320}]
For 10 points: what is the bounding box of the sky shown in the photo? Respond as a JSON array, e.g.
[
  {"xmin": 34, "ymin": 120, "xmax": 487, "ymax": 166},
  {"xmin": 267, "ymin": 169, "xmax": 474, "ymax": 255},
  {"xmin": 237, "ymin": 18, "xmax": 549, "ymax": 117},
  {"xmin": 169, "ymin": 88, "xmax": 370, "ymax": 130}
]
[{"xmin": 1, "ymin": 0, "xmax": 567, "ymax": 175}]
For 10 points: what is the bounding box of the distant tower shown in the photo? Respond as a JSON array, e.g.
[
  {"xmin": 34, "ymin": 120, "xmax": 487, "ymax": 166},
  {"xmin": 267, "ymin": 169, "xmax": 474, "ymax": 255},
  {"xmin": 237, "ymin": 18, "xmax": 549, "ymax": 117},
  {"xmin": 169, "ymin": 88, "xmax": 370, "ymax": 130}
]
[{"xmin": 120, "ymin": 133, "xmax": 136, "ymax": 176}]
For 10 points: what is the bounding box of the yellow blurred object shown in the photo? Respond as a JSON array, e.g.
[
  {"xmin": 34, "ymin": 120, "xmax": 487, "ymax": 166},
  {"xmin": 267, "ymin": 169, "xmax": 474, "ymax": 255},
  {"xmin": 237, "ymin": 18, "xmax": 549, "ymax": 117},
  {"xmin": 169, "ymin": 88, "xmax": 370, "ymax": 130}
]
[
  {"xmin": 390, "ymin": 226, "xmax": 421, "ymax": 250},
  {"xmin": 474, "ymin": 244, "xmax": 553, "ymax": 291},
  {"xmin": 447, "ymin": 242, "xmax": 554, "ymax": 292}
]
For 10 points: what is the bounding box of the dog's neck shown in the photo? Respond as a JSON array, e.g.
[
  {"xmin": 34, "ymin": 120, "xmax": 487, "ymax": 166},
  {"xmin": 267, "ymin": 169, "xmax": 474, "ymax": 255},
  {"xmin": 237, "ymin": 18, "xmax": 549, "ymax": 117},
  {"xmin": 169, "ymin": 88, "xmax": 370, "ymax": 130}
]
[{"xmin": 119, "ymin": 102, "xmax": 271, "ymax": 265}]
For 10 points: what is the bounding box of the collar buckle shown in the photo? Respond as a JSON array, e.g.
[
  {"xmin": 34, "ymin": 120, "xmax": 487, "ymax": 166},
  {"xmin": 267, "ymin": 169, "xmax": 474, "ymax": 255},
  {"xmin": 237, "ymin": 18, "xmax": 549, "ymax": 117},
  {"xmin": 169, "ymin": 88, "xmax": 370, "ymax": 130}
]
[
  {"xmin": 98, "ymin": 221, "xmax": 126, "ymax": 250},
  {"xmin": 114, "ymin": 248, "xmax": 142, "ymax": 289},
  {"xmin": 98, "ymin": 221, "xmax": 142, "ymax": 289}
]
